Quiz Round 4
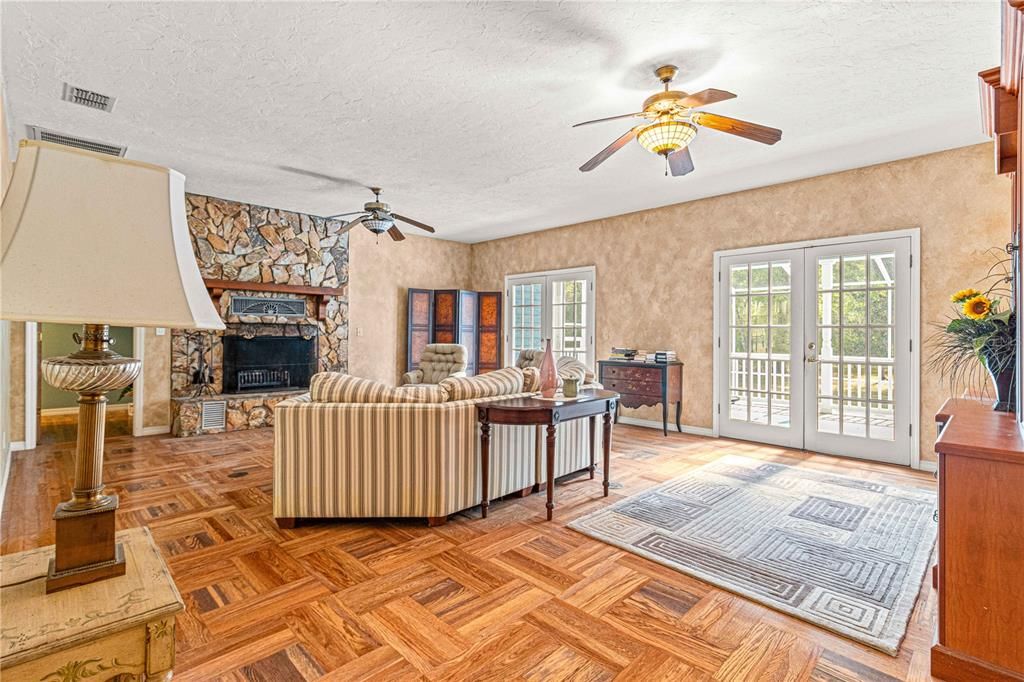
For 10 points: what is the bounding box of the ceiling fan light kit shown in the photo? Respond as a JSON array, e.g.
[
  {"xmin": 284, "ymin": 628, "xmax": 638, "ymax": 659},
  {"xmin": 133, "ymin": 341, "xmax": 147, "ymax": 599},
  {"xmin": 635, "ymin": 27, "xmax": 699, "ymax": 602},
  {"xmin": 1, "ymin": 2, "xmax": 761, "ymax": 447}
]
[
  {"xmin": 574, "ymin": 63, "xmax": 783, "ymax": 177},
  {"xmin": 326, "ymin": 186, "xmax": 436, "ymax": 242}
]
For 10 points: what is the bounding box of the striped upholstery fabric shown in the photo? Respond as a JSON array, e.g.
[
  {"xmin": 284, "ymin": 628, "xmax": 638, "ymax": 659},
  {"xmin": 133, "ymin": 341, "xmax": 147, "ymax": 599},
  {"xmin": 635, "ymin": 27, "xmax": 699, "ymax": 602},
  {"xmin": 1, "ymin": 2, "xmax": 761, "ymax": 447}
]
[
  {"xmin": 440, "ymin": 366, "xmax": 524, "ymax": 401},
  {"xmin": 556, "ymin": 356, "xmax": 590, "ymax": 384},
  {"xmin": 522, "ymin": 366, "xmax": 541, "ymax": 393},
  {"xmin": 273, "ymin": 392, "xmax": 537, "ymax": 519},
  {"xmin": 311, "ymin": 373, "xmax": 446, "ymax": 404}
]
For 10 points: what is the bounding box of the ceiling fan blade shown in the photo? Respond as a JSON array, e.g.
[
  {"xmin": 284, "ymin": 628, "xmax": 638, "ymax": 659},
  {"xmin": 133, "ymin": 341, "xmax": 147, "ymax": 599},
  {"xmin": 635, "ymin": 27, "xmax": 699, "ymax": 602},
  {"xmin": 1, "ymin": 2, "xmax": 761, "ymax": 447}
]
[
  {"xmin": 326, "ymin": 210, "xmax": 365, "ymax": 219},
  {"xmin": 339, "ymin": 217, "xmax": 366, "ymax": 234},
  {"xmin": 387, "ymin": 225, "xmax": 406, "ymax": 241},
  {"xmin": 668, "ymin": 147, "xmax": 695, "ymax": 177},
  {"xmin": 579, "ymin": 127, "xmax": 639, "ymax": 172},
  {"xmin": 392, "ymin": 213, "xmax": 436, "ymax": 233},
  {"xmin": 692, "ymin": 112, "xmax": 782, "ymax": 145},
  {"xmin": 678, "ymin": 89, "xmax": 736, "ymax": 108},
  {"xmin": 572, "ymin": 112, "xmax": 647, "ymax": 128}
]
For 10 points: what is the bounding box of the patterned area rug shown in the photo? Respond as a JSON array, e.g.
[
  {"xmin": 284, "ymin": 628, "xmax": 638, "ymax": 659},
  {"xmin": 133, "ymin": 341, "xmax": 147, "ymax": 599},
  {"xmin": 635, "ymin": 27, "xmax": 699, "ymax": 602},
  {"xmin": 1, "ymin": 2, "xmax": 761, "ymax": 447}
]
[{"xmin": 569, "ymin": 455, "xmax": 936, "ymax": 654}]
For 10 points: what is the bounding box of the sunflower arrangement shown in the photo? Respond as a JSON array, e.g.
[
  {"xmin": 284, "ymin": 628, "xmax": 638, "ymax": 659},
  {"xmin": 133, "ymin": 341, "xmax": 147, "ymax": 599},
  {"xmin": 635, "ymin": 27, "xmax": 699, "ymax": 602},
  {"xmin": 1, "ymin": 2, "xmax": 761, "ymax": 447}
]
[{"xmin": 930, "ymin": 256, "xmax": 1016, "ymax": 408}]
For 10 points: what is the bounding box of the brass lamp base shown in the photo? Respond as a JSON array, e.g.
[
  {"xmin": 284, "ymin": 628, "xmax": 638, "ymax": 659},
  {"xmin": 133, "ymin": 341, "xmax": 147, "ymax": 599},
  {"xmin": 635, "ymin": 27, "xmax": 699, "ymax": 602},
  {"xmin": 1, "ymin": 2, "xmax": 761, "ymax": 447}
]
[{"xmin": 41, "ymin": 324, "xmax": 140, "ymax": 594}]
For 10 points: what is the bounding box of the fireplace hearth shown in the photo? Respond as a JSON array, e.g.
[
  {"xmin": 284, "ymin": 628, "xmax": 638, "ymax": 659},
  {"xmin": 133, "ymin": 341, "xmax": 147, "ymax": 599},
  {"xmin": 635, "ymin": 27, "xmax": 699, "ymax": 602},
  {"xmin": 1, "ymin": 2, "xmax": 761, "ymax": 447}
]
[{"xmin": 222, "ymin": 332, "xmax": 317, "ymax": 394}]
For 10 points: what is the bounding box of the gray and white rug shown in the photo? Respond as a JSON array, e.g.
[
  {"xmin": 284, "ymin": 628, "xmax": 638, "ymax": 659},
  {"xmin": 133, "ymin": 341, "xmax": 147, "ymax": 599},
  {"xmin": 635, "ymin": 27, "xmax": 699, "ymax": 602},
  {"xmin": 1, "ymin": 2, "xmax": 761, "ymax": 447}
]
[{"xmin": 569, "ymin": 455, "xmax": 936, "ymax": 654}]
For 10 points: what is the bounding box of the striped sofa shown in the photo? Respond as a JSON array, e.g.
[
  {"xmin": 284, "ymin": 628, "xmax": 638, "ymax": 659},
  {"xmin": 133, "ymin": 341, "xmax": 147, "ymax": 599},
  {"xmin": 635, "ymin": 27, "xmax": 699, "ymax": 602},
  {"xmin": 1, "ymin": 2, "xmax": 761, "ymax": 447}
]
[{"xmin": 273, "ymin": 367, "xmax": 602, "ymax": 526}]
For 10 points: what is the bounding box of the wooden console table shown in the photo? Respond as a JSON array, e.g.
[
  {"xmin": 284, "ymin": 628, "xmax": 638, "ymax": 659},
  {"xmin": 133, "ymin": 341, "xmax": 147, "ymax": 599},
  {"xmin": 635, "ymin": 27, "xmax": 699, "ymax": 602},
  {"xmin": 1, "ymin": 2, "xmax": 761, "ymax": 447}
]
[
  {"xmin": 1, "ymin": 527, "xmax": 183, "ymax": 681},
  {"xmin": 933, "ymin": 398, "xmax": 1024, "ymax": 681},
  {"xmin": 477, "ymin": 389, "xmax": 618, "ymax": 520},
  {"xmin": 598, "ymin": 360, "xmax": 683, "ymax": 435}
]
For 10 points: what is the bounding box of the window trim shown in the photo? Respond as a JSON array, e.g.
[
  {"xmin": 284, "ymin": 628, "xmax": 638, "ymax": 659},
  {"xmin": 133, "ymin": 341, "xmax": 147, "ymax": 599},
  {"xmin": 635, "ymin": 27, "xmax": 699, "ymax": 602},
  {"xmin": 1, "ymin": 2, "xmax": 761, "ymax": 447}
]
[{"xmin": 504, "ymin": 266, "xmax": 596, "ymax": 368}]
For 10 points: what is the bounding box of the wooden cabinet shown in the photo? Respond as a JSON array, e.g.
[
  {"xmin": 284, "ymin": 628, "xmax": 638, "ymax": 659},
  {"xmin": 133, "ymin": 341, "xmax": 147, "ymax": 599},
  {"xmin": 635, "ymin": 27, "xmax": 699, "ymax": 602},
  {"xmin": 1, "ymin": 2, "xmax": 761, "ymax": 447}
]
[
  {"xmin": 406, "ymin": 289, "xmax": 502, "ymax": 376},
  {"xmin": 932, "ymin": 398, "xmax": 1024, "ymax": 682},
  {"xmin": 598, "ymin": 360, "xmax": 683, "ymax": 436}
]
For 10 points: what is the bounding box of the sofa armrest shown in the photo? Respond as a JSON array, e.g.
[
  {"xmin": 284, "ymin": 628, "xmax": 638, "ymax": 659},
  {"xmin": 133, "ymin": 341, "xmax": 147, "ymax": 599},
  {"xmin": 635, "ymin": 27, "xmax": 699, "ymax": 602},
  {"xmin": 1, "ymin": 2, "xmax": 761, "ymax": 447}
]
[{"xmin": 401, "ymin": 369, "xmax": 423, "ymax": 385}]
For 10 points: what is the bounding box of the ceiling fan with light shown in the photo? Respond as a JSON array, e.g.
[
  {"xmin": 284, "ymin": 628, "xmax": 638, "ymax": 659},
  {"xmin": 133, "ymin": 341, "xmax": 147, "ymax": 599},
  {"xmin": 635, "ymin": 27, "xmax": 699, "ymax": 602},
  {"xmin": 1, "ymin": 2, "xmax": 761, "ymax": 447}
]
[
  {"xmin": 326, "ymin": 186, "xmax": 437, "ymax": 242},
  {"xmin": 574, "ymin": 64, "xmax": 783, "ymax": 177}
]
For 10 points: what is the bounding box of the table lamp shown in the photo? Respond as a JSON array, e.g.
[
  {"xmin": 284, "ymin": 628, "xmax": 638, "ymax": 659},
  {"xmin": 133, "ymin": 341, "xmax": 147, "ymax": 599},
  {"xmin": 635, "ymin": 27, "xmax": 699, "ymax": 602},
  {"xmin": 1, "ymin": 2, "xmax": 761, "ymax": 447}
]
[{"xmin": 1, "ymin": 140, "xmax": 224, "ymax": 592}]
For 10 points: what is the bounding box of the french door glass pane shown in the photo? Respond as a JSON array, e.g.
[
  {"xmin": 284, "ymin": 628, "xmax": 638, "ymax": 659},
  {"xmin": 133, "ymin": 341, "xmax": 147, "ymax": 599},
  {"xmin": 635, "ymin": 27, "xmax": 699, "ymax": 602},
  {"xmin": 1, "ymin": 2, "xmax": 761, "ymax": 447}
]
[
  {"xmin": 551, "ymin": 278, "xmax": 588, "ymax": 362},
  {"xmin": 510, "ymin": 282, "xmax": 543, "ymax": 360},
  {"xmin": 814, "ymin": 251, "xmax": 896, "ymax": 441},
  {"xmin": 728, "ymin": 260, "xmax": 792, "ymax": 427}
]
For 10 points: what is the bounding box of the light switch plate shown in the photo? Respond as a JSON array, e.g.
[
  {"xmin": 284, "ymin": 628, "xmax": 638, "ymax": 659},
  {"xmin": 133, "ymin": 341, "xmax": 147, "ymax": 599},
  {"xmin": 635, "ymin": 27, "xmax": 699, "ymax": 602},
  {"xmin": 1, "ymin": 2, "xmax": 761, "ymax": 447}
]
[{"xmin": 155, "ymin": 328, "xmax": 166, "ymax": 336}]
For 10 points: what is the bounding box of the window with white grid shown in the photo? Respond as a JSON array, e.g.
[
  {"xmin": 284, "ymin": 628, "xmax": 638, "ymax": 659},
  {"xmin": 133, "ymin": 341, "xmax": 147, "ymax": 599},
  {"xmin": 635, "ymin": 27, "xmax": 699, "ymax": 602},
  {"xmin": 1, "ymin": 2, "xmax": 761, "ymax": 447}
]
[{"xmin": 505, "ymin": 268, "xmax": 595, "ymax": 367}]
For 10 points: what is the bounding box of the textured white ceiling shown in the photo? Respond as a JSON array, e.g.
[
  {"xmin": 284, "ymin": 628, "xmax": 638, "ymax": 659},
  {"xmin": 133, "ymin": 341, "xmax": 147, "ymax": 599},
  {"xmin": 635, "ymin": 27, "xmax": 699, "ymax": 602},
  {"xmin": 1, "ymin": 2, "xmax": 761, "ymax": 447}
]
[{"xmin": 1, "ymin": 2, "xmax": 999, "ymax": 243}]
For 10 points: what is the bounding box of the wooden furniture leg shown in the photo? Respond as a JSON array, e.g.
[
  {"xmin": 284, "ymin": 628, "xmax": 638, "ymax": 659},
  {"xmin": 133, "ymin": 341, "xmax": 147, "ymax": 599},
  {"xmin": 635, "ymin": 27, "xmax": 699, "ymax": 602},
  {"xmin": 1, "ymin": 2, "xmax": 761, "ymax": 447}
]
[
  {"xmin": 275, "ymin": 517, "xmax": 297, "ymax": 529},
  {"xmin": 427, "ymin": 516, "xmax": 448, "ymax": 527},
  {"xmin": 676, "ymin": 401, "xmax": 682, "ymax": 433},
  {"xmin": 589, "ymin": 415, "xmax": 596, "ymax": 480},
  {"xmin": 662, "ymin": 400, "xmax": 668, "ymax": 436},
  {"xmin": 546, "ymin": 423, "xmax": 557, "ymax": 521},
  {"xmin": 602, "ymin": 410, "xmax": 612, "ymax": 497},
  {"xmin": 480, "ymin": 419, "xmax": 490, "ymax": 518}
]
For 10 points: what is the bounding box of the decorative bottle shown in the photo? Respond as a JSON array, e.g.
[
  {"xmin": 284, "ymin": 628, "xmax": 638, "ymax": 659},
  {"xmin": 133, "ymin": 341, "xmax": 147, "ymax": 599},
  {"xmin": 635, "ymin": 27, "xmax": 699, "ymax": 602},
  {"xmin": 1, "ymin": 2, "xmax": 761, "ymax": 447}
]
[{"xmin": 539, "ymin": 339, "xmax": 557, "ymax": 398}]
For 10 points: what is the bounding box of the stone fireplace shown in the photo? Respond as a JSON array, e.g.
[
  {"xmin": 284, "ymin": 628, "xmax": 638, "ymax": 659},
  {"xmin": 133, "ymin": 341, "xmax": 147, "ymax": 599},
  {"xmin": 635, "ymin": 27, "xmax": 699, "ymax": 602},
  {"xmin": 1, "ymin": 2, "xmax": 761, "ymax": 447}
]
[
  {"xmin": 222, "ymin": 326, "xmax": 317, "ymax": 394},
  {"xmin": 169, "ymin": 194, "xmax": 349, "ymax": 437}
]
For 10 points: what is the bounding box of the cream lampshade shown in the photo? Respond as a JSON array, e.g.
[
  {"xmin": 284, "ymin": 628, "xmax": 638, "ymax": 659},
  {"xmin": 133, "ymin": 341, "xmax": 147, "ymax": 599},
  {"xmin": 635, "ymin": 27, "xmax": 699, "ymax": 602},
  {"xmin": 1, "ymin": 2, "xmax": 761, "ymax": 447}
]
[{"xmin": 1, "ymin": 139, "xmax": 223, "ymax": 592}]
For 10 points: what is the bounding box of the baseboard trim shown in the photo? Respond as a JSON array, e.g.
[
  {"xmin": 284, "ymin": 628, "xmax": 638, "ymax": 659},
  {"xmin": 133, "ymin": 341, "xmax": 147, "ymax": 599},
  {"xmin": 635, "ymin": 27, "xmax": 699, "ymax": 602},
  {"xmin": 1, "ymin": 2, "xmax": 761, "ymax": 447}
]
[
  {"xmin": 9, "ymin": 441, "xmax": 29, "ymax": 452},
  {"xmin": 616, "ymin": 416, "xmax": 715, "ymax": 438},
  {"xmin": 916, "ymin": 460, "xmax": 938, "ymax": 474},
  {"xmin": 140, "ymin": 425, "xmax": 171, "ymax": 437},
  {"xmin": 40, "ymin": 404, "xmax": 132, "ymax": 417},
  {"xmin": 0, "ymin": 444, "xmax": 11, "ymax": 518}
]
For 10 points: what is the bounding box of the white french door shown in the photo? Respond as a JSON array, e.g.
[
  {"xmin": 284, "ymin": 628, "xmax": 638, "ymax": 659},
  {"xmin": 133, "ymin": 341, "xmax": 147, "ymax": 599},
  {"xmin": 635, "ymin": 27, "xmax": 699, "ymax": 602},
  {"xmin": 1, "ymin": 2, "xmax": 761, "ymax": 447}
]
[
  {"xmin": 506, "ymin": 267, "xmax": 596, "ymax": 367},
  {"xmin": 718, "ymin": 236, "xmax": 914, "ymax": 466}
]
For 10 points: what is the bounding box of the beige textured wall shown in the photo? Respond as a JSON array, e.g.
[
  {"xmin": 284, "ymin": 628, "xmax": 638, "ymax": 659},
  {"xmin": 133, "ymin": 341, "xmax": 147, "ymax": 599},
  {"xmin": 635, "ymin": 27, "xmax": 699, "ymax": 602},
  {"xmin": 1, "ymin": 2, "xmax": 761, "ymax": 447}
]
[
  {"xmin": 472, "ymin": 144, "xmax": 1011, "ymax": 464},
  {"xmin": 143, "ymin": 330, "xmax": 171, "ymax": 429},
  {"xmin": 348, "ymin": 228, "xmax": 472, "ymax": 384}
]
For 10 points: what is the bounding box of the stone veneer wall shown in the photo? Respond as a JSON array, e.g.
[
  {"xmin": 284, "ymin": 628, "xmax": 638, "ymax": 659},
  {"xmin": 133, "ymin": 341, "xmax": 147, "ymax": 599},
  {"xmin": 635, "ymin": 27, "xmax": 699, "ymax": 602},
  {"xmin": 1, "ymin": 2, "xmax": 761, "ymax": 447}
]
[{"xmin": 171, "ymin": 194, "xmax": 349, "ymax": 397}]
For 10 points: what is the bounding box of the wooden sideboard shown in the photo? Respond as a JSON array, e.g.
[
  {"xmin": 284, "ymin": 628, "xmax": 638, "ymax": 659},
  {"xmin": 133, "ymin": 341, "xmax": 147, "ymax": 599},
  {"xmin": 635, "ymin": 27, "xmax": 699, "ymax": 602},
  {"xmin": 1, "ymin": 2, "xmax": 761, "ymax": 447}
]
[
  {"xmin": 598, "ymin": 360, "xmax": 683, "ymax": 436},
  {"xmin": 933, "ymin": 398, "xmax": 1024, "ymax": 682}
]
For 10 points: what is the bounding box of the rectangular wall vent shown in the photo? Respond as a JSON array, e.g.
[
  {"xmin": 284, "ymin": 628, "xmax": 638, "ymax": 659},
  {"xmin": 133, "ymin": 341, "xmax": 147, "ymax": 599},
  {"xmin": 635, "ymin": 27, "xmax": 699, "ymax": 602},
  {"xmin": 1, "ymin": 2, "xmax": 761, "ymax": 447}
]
[
  {"xmin": 26, "ymin": 125, "xmax": 127, "ymax": 157},
  {"xmin": 231, "ymin": 296, "xmax": 306, "ymax": 318},
  {"xmin": 201, "ymin": 401, "xmax": 227, "ymax": 431},
  {"xmin": 61, "ymin": 82, "xmax": 116, "ymax": 112}
]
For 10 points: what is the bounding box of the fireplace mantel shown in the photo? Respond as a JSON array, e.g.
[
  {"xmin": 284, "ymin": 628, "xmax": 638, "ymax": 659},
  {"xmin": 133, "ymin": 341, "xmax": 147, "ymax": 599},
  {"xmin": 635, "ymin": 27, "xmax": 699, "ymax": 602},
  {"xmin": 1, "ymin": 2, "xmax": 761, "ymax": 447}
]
[{"xmin": 203, "ymin": 278, "xmax": 346, "ymax": 320}]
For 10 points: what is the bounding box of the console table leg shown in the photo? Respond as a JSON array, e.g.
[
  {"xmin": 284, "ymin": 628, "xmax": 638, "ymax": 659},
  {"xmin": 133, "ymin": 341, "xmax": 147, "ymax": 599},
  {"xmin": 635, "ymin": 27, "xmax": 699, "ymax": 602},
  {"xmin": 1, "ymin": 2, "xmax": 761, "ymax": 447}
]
[
  {"xmin": 589, "ymin": 416, "xmax": 596, "ymax": 480},
  {"xmin": 480, "ymin": 420, "xmax": 491, "ymax": 519},
  {"xmin": 546, "ymin": 424, "xmax": 556, "ymax": 521},
  {"xmin": 662, "ymin": 401, "xmax": 668, "ymax": 436},
  {"xmin": 603, "ymin": 411, "xmax": 612, "ymax": 497},
  {"xmin": 676, "ymin": 401, "xmax": 682, "ymax": 433}
]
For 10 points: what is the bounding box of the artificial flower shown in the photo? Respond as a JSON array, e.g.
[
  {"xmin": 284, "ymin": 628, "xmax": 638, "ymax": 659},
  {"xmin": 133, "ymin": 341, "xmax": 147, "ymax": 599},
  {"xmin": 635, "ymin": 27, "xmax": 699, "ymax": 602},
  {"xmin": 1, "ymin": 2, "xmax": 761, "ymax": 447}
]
[
  {"xmin": 951, "ymin": 288, "xmax": 982, "ymax": 303},
  {"xmin": 963, "ymin": 295, "xmax": 992, "ymax": 320}
]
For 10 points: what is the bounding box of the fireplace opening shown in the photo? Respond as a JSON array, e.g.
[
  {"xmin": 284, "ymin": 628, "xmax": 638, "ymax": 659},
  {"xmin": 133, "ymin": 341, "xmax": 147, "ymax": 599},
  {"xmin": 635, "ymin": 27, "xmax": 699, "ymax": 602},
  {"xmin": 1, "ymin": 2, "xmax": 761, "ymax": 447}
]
[{"xmin": 222, "ymin": 333, "xmax": 317, "ymax": 394}]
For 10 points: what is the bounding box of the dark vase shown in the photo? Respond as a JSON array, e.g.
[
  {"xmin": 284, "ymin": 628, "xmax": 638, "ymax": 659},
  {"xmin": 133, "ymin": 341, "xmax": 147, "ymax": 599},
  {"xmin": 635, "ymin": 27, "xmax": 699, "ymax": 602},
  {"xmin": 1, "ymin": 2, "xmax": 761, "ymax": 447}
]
[{"xmin": 984, "ymin": 351, "xmax": 1017, "ymax": 412}]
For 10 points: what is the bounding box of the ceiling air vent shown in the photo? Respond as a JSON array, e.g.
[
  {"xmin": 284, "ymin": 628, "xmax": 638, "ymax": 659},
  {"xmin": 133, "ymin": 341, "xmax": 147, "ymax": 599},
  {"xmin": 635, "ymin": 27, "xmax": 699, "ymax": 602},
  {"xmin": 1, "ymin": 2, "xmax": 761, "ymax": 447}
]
[
  {"xmin": 26, "ymin": 125, "xmax": 127, "ymax": 157},
  {"xmin": 61, "ymin": 82, "xmax": 116, "ymax": 112}
]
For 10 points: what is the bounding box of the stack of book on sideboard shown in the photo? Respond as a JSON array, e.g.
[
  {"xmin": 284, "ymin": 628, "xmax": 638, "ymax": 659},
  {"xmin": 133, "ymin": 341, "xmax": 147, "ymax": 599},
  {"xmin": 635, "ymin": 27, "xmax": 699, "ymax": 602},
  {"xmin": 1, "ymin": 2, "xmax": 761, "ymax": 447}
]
[{"xmin": 609, "ymin": 348, "xmax": 677, "ymax": 363}]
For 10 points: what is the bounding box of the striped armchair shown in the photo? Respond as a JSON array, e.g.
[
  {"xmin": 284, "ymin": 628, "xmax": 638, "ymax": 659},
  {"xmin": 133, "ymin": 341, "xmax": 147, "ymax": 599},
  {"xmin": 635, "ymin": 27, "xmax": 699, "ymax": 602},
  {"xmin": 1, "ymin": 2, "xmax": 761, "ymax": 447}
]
[{"xmin": 273, "ymin": 368, "xmax": 602, "ymax": 527}]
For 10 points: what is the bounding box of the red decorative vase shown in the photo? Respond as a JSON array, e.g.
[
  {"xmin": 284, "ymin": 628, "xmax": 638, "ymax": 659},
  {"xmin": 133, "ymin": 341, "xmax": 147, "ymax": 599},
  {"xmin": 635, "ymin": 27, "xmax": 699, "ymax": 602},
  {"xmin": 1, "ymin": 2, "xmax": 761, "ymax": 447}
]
[{"xmin": 538, "ymin": 339, "xmax": 557, "ymax": 398}]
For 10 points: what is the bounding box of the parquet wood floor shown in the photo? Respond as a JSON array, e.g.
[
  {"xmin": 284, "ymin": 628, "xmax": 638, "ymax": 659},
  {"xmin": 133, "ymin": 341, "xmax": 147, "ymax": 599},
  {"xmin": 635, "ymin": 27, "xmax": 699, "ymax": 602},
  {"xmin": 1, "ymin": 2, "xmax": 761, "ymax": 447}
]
[{"xmin": 0, "ymin": 425, "xmax": 939, "ymax": 681}]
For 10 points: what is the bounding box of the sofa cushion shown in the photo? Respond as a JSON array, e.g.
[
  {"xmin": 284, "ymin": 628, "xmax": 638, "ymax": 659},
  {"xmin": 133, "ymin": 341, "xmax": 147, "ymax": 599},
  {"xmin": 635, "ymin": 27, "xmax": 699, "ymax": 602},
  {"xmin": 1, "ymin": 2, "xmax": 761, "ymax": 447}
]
[
  {"xmin": 440, "ymin": 366, "xmax": 525, "ymax": 401},
  {"xmin": 522, "ymin": 366, "xmax": 541, "ymax": 393},
  {"xmin": 556, "ymin": 356, "xmax": 589, "ymax": 384},
  {"xmin": 311, "ymin": 373, "xmax": 447, "ymax": 404}
]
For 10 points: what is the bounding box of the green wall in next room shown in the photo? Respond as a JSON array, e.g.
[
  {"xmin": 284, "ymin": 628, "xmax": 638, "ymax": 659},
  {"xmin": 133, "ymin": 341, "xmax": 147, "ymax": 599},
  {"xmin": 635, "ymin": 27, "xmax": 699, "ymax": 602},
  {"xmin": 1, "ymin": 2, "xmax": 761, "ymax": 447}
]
[{"xmin": 40, "ymin": 324, "xmax": 134, "ymax": 410}]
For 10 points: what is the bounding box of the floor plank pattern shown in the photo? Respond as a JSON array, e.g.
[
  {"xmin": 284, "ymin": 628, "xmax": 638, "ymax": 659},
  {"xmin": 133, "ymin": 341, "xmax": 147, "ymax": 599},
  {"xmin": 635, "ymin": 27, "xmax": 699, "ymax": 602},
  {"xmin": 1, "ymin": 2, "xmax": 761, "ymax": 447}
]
[{"xmin": 1, "ymin": 425, "xmax": 939, "ymax": 681}]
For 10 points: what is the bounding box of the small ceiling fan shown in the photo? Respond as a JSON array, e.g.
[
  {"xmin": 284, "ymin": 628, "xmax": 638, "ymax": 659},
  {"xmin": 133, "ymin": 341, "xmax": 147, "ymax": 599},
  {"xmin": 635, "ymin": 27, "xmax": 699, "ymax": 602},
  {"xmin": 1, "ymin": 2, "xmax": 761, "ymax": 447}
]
[
  {"xmin": 326, "ymin": 187, "xmax": 437, "ymax": 242},
  {"xmin": 574, "ymin": 64, "xmax": 783, "ymax": 177}
]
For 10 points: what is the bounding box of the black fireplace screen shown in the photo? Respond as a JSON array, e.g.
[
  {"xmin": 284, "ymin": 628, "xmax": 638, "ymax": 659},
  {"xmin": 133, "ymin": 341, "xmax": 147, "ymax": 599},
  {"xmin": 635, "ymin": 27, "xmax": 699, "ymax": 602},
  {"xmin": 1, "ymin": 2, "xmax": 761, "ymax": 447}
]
[{"xmin": 222, "ymin": 334, "xmax": 317, "ymax": 394}]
